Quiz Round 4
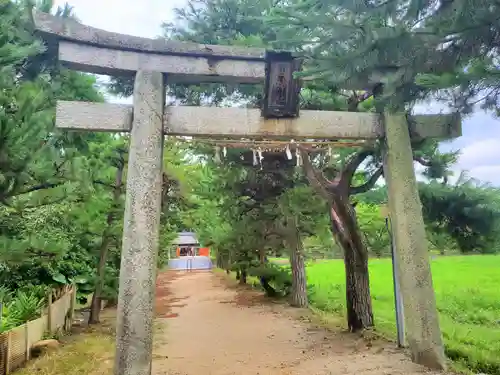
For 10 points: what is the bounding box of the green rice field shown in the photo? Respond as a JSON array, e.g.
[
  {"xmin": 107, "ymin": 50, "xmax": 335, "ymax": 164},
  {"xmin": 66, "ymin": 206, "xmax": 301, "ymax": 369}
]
[{"xmin": 306, "ymin": 255, "xmax": 500, "ymax": 374}]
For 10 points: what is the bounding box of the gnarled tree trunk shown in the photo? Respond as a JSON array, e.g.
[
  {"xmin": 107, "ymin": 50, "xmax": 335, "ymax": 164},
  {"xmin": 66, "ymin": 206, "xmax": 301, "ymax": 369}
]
[
  {"xmin": 329, "ymin": 197, "xmax": 373, "ymax": 331},
  {"xmin": 301, "ymin": 150, "xmax": 376, "ymax": 332},
  {"xmin": 300, "ymin": 148, "xmax": 375, "ymax": 332}
]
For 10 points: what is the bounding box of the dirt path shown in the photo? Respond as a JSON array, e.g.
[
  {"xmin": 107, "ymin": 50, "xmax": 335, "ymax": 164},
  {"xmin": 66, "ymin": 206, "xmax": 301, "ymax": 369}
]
[{"xmin": 152, "ymin": 271, "xmax": 439, "ymax": 375}]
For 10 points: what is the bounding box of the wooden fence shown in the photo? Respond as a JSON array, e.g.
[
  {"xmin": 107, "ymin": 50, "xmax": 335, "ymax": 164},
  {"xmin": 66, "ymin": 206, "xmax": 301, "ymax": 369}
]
[{"xmin": 0, "ymin": 286, "xmax": 76, "ymax": 374}]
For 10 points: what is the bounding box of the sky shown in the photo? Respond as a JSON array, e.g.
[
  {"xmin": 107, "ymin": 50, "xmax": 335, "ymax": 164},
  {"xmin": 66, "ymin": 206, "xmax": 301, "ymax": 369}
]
[{"xmin": 53, "ymin": 0, "xmax": 500, "ymax": 186}]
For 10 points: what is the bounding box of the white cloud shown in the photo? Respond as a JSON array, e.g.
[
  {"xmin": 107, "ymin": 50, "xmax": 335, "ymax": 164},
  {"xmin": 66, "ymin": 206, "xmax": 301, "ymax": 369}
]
[
  {"xmin": 459, "ymin": 139, "xmax": 500, "ymax": 170},
  {"xmin": 465, "ymin": 166, "xmax": 500, "ymax": 185},
  {"xmin": 446, "ymin": 113, "xmax": 500, "ymax": 185},
  {"xmin": 54, "ymin": 0, "xmax": 185, "ymax": 38},
  {"xmin": 450, "ymin": 139, "xmax": 500, "ymax": 185}
]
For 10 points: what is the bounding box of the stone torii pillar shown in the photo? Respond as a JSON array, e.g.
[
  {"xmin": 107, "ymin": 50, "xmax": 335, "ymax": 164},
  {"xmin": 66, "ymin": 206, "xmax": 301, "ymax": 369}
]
[
  {"xmin": 32, "ymin": 10, "xmax": 461, "ymax": 375},
  {"xmin": 382, "ymin": 113, "xmax": 449, "ymax": 369},
  {"xmin": 114, "ymin": 70, "xmax": 164, "ymax": 375}
]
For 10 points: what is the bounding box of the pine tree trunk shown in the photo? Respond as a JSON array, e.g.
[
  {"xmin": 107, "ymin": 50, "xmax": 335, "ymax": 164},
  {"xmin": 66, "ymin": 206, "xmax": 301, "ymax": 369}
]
[
  {"xmin": 239, "ymin": 269, "xmax": 247, "ymax": 284},
  {"xmin": 89, "ymin": 240, "xmax": 109, "ymax": 324},
  {"xmin": 216, "ymin": 253, "xmax": 224, "ymax": 268},
  {"xmin": 329, "ymin": 200, "xmax": 374, "ymax": 331},
  {"xmin": 89, "ymin": 293, "xmax": 101, "ymax": 325},
  {"xmin": 343, "ymin": 240, "xmax": 373, "ymax": 331},
  {"xmin": 289, "ymin": 243, "xmax": 308, "ymax": 307},
  {"xmin": 286, "ymin": 216, "xmax": 308, "ymax": 308},
  {"xmin": 88, "ymin": 162, "xmax": 124, "ymax": 325},
  {"xmin": 225, "ymin": 251, "xmax": 231, "ymax": 274},
  {"xmin": 300, "ymin": 146, "xmax": 373, "ymax": 330},
  {"xmin": 259, "ymin": 248, "xmax": 266, "ymax": 264}
]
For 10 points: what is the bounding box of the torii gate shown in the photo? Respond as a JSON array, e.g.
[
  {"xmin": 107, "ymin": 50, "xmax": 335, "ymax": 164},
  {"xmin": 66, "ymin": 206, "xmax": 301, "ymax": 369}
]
[{"xmin": 33, "ymin": 11, "xmax": 460, "ymax": 375}]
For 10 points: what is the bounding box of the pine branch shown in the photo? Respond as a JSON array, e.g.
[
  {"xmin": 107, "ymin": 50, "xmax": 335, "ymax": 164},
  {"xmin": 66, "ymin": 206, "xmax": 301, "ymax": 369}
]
[
  {"xmin": 15, "ymin": 181, "xmax": 63, "ymax": 196},
  {"xmin": 93, "ymin": 180, "xmax": 116, "ymax": 189},
  {"xmin": 238, "ymin": 205, "xmax": 258, "ymax": 218},
  {"xmin": 413, "ymin": 155, "xmax": 433, "ymax": 167},
  {"xmin": 337, "ymin": 149, "xmax": 375, "ymax": 189},
  {"xmin": 20, "ymin": 195, "xmax": 68, "ymax": 209},
  {"xmin": 23, "ymin": 248, "xmax": 59, "ymax": 259},
  {"xmin": 300, "ymin": 226, "xmax": 316, "ymax": 236},
  {"xmin": 299, "ymin": 149, "xmax": 332, "ymax": 201},
  {"xmin": 349, "ymin": 167, "xmax": 384, "ymax": 195},
  {"xmin": 265, "ymin": 228, "xmax": 285, "ymax": 238}
]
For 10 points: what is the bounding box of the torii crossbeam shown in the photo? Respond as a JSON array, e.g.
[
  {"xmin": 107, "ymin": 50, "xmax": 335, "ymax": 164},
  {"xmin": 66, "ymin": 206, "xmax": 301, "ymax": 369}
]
[{"xmin": 32, "ymin": 10, "xmax": 459, "ymax": 375}]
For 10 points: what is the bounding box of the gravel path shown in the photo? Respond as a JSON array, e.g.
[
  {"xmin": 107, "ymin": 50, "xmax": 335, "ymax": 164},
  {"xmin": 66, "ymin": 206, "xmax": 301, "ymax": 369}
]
[{"xmin": 152, "ymin": 271, "xmax": 440, "ymax": 375}]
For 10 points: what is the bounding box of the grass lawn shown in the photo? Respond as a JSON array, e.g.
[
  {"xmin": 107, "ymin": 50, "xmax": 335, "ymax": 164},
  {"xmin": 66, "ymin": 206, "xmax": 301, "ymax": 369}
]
[{"xmin": 307, "ymin": 255, "xmax": 500, "ymax": 374}]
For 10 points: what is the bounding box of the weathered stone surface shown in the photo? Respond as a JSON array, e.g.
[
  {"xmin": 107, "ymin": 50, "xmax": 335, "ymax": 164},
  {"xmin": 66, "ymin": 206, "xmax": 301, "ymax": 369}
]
[
  {"xmin": 114, "ymin": 70, "xmax": 164, "ymax": 375},
  {"xmin": 31, "ymin": 339, "xmax": 60, "ymax": 357},
  {"xmin": 33, "ymin": 10, "xmax": 265, "ymax": 59},
  {"xmin": 382, "ymin": 113, "xmax": 446, "ymax": 370},
  {"xmin": 57, "ymin": 40, "xmax": 266, "ymax": 81},
  {"xmin": 56, "ymin": 101, "xmax": 133, "ymax": 132},
  {"xmin": 32, "ymin": 339, "xmax": 60, "ymax": 350},
  {"xmin": 55, "ymin": 101, "xmax": 462, "ymax": 140},
  {"xmin": 33, "ymin": 11, "xmax": 266, "ymax": 82}
]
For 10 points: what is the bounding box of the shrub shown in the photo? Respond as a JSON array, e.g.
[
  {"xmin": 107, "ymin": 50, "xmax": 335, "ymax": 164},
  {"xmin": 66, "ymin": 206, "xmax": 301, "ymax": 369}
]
[
  {"xmin": 0, "ymin": 304, "xmax": 20, "ymax": 333},
  {"xmin": 8, "ymin": 290, "xmax": 45, "ymax": 324},
  {"xmin": 0, "ymin": 285, "xmax": 12, "ymax": 303},
  {"xmin": 249, "ymin": 263, "xmax": 292, "ymax": 297}
]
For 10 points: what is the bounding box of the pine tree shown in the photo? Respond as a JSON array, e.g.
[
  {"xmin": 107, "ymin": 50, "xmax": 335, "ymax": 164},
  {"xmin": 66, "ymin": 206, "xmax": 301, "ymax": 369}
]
[
  {"xmin": 0, "ymin": 1, "xmax": 117, "ymax": 309},
  {"xmin": 83, "ymin": 137, "xmax": 127, "ymax": 324},
  {"xmin": 0, "ymin": 0, "xmax": 105, "ymax": 207},
  {"xmin": 267, "ymin": 0, "xmax": 500, "ymax": 113}
]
